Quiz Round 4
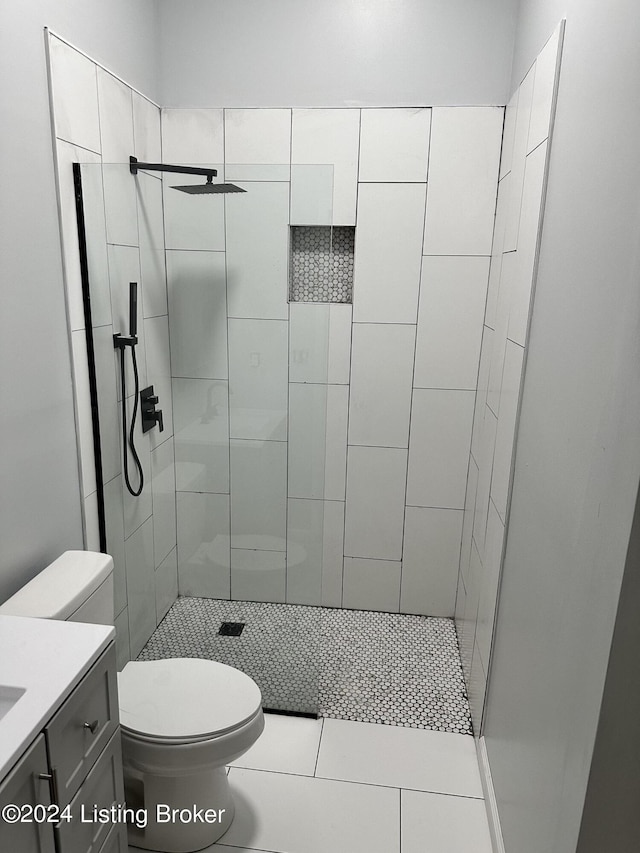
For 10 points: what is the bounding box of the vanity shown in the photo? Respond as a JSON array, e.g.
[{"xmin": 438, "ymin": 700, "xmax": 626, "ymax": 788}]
[{"xmin": 0, "ymin": 615, "xmax": 127, "ymax": 853}]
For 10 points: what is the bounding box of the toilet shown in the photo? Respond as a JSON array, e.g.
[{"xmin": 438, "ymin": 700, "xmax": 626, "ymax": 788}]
[{"xmin": 0, "ymin": 551, "xmax": 264, "ymax": 852}]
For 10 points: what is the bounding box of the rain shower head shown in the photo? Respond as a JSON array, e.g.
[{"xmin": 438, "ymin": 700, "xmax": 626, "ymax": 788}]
[
  {"xmin": 129, "ymin": 156, "xmax": 246, "ymax": 195},
  {"xmin": 171, "ymin": 177, "xmax": 246, "ymax": 195}
]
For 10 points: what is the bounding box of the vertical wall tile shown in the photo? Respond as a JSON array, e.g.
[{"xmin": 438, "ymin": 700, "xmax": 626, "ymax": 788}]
[
  {"xmin": 161, "ymin": 109, "xmax": 224, "ymax": 163},
  {"xmin": 486, "ymin": 250, "xmax": 516, "ymax": 416},
  {"xmin": 103, "ymin": 475, "xmax": 127, "ymax": 617},
  {"xmin": 143, "ymin": 316, "xmax": 174, "ymax": 450},
  {"xmin": 400, "ymin": 507, "xmax": 463, "ymax": 617},
  {"xmin": 231, "ymin": 549, "xmax": 286, "ymax": 603},
  {"xmin": 172, "ymin": 378, "xmax": 229, "ymax": 493},
  {"xmin": 508, "ymin": 141, "xmax": 547, "ymax": 347},
  {"xmin": 166, "ymin": 250, "xmax": 228, "ymax": 379},
  {"xmin": 424, "ymin": 107, "xmax": 503, "ymax": 255},
  {"xmin": 491, "ymin": 341, "xmax": 525, "ymax": 520},
  {"xmin": 225, "ymin": 109, "xmax": 291, "ymax": 180},
  {"xmin": 485, "ymin": 173, "xmax": 511, "ymax": 331},
  {"xmin": 114, "ymin": 608, "xmax": 131, "ymax": 670},
  {"xmin": 133, "ymin": 93, "xmax": 161, "ymax": 163},
  {"xmin": 460, "ymin": 540, "xmax": 483, "ymax": 681},
  {"xmin": 324, "ymin": 385, "xmax": 350, "ymax": 501},
  {"xmin": 121, "ymin": 399, "xmax": 153, "ymax": 540},
  {"xmin": 230, "ymin": 439, "xmax": 287, "ymax": 550},
  {"xmin": 292, "ymin": 108, "xmax": 360, "ymax": 224},
  {"xmin": 286, "ymin": 498, "xmax": 324, "ymax": 605},
  {"xmin": 163, "ymin": 174, "xmax": 225, "ymax": 251},
  {"xmin": 125, "ymin": 517, "xmax": 155, "ymax": 658},
  {"xmin": 97, "ymin": 68, "xmax": 134, "ymax": 162},
  {"xmin": 353, "ymin": 183, "xmax": 426, "ymax": 324},
  {"xmin": 470, "ymin": 327, "xmax": 493, "ymax": 464},
  {"xmin": 469, "ymin": 641, "xmax": 488, "ymax": 734},
  {"xmin": 359, "ymin": 108, "xmax": 431, "ymax": 182},
  {"xmin": 136, "ymin": 173, "xmax": 167, "ymax": 319},
  {"xmin": 327, "ymin": 305, "xmax": 353, "ymax": 385},
  {"xmin": 93, "ymin": 324, "xmax": 120, "ymax": 484},
  {"xmin": 226, "ymin": 181, "xmax": 289, "ymax": 320},
  {"xmin": 289, "ymin": 304, "xmax": 352, "ymax": 385},
  {"xmin": 48, "ymin": 36, "xmax": 101, "ymax": 153},
  {"xmin": 472, "ymin": 407, "xmax": 498, "ymax": 560},
  {"xmin": 348, "ymin": 323, "xmax": 415, "ymax": 447},
  {"xmin": 103, "ymin": 163, "xmax": 139, "ymax": 246},
  {"xmin": 475, "ymin": 500, "xmax": 504, "ymax": 670},
  {"xmin": 343, "ymin": 557, "xmax": 401, "ymax": 612},
  {"xmin": 528, "ymin": 24, "xmax": 562, "ymax": 154},
  {"xmin": 503, "ymin": 68, "xmax": 535, "ymax": 252},
  {"xmin": 71, "ymin": 330, "xmax": 97, "ymax": 498},
  {"xmin": 228, "ymin": 319, "xmax": 288, "ymax": 440},
  {"xmin": 459, "ymin": 458, "xmax": 479, "ymax": 591},
  {"xmin": 151, "ymin": 438, "xmax": 177, "ymax": 567},
  {"xmin": 321, "ymin": 501, "xmax": 346, "ymax": 608},
  {"xmin": 290, "ymin": 164, "xmax": 334, "ymax": 226},
  {"xmin": 177, "ymin": 492, "xmax": 230, "ymax": 597},
  {"xmin": 344, "ymin": 446, "xmax": 407, "ymax": 560},
  {"xmin": 84, "ymin": 491, "xmax": 100, "ymax": 551},
  {"xmin": 108, "ymin": 244, "xmax": 147, "ymax": 399},
  {"xmin": 499, "ymin": 91, "xmax": 518, "ymax": 180},
  {"xmin": 414, "ymin": 257, "xmax": 489, "ymax": 391},
  {"xmin": 155, "ymin": 547, "xmax": 178, "ymax": 624},
  {"xmin": 406, "ymin": 390, "xmax": 475, "ymax": 509}
]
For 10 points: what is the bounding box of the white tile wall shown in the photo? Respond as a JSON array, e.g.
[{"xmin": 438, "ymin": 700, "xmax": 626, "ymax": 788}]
[
  {"xmin": 143, "ymin": 315, "xmax": 174, "ymax": 451},
  {"xmin": 290, "ymin": 164, "xmax": 334, "ymax": 226},
  {"xmin": 486, "ymin": 250, "xmax": 515, "ymax": 416},
  {"xmin": 321, "ymin": 501, "xmax": 346, "ymax": 608},
  {"xmin": 228, "ymin": 319, "xmax": 288, "ymax": 441},
  {"xmin": 358, "ymin": 108, "xmax": 431, "ymax": 183},
  {"xmin": 71, "ymin": 330, "xmax": 97, "ymax": 498},
  {"xmin": 108, "ymin": 244, "xmax": 147, "ymax": 399},
  {"xmin": 125, "ymin": 517, "xmax": 155, "ymax": 658},
  {"xmin": 103, "ymin": 475, "xmax": 126, "ymax": 616},
  {"xmin": 500, "ymin": 91, "xmax": 518, "ymax": 180},
  {"xmin": 348, "ymin": 323, "xmax": 416, "ymax": 448},
  {"xmin": 504, "ymin": 66, "xmax": 535, "ymax": 252},
  {"xmin": 402, "ymin": 789, "xmax": 493, "ymax": 853},
  {"xmin": 162, "ymin": 174, "xmax": 225, "ymax": 251},
  {"xmin": 459, "ymin": 457, "xmax": 479, "ymax": 591},
  {"xmin": 225, "ymin": 109, "xmax": 291, "ymax": 173},
  {"xmin": 150, "ymin": 438, "xmax": 177, "ymax": 568},
  {"xmin": 230, "ymin": 439, "xmax": 287, "ymax": 550},
  {"xmin": 289, "ymin": 304, "xmax": 352, "ymax": 385},
  {"xmin": 353, "ymin": 182, "xmax": 426, "ymax": 324},
  {"xmin": 484, "ymin": 173, "xmax": 510, "ymax": 330},
  {"xmin": 92, "ymin": 325, "xmax": 120, "ymax": 484},
  {"xmin": 471, "ymin": 406, "xmax": 497, "ymax": 560},
  {"xmin": 414, "ymin": 256, "xmax": 489, "ymax": 390},
  {"xmin": 491, "ymin": 340, "xmax": 524, "ymax": 520},
  {"xmin": 470, "ymin": 327, "xmax": 493, "ymax": 464},
  {"xmin": 344, "ymin": 446, "xmax": 407, "ymax": 560},
  {"xmin": 475, "ymin": 499, "xmax": 504, "ymax": 669},
  {"xmin": 136, "ymin": 174, "xmax": 167, "ymax": 319},
  {"xmin": 84, "ymin": 491, "xmax": 100, "ymax": 551},
  {"xmin": 291, "ymin": 108, "xmax": 360, "ymax": 224},
  {"xmin": 343, "ymin": 557, "xmax": 401, "ymax": 612},
  {"xmin": 400, "ymin": 507, "xmax": 463, "ymax": 617},
  {"xmin": 406, "ymin": 390, "xmax": 475, "ymax": 509},
  {"xmin": 231, "ymin": 549, "xmax": 286, "ymax": 602},
  {"xmin": 48, "ymin": 36, "xmax": 101, "ymax": 153},
  {"xmin": 424, "ymin": 107, "xmax": 503, "ymax": 255},
  {"xmin": 286, "ymin": 498, "xmax": 346, "ymax": 607},
  {"xmin": 97, "ymin": 69, "xmax": 134, "ymax": 162},
  {"xmin": 102, "ymin": 163, "xmax": 139, "ymax": 246},
  {"xmin": 226, "ymin": 181, "xmax": 289, "ymax": 320},
  {"xmin": 176, "ymin": 491, "xmax": 230, "ymax": 598},
  {"xmin": 121, "ymin": 398, "xmax": 152, "ymax": 540},
  {"xmin": 161, "ymin": 109, "xmax": 224, "ymax": 163},
  {"xmin": 155, "ymin": 547, "xmax": 178, "ymax": 624},
  {"xmin": 133, "ymin": 93, "xmax": 161, "ymax": 163},
  {"xmin": 528, "ymin": 24, "xmax": 563, "ymax": 154},
  {"xmin": 172, "ymin": 378, "xmax": 229, "ymax": 494},
  {"xmin": 166, "ymin": 250, "xmax": 228, "ymax": 379},
  {"xmin": 114, "ymin": 608, "xmax": 131, "ymax": 671}
]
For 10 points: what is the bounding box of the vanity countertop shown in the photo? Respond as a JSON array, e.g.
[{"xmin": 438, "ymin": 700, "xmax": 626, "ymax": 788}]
[{"xmin": 0, "ymin": 615, "xmax": 114, "ymax": 780}]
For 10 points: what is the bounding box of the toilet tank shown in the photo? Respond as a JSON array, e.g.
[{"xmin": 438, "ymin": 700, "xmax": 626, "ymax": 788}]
[{"xmin": 0, "ymin": 551, "xmax": 114, "ymax": 625}]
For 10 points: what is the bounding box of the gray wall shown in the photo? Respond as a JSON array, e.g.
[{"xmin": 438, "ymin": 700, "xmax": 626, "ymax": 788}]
[
  {"xmin": 483, "ymin": 1, "xmax": 640, "ymax": 851},
  {"xmin": 0, "ymin": 1, "xmax": 159, "ymax": 601},
  {"xmin": 157, "ymin": 0, "xmax": 518, "ymax": 107}
]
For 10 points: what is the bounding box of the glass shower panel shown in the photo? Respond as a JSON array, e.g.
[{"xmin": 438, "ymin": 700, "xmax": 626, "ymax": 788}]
[{"xmin": 74, "ymin": 160, "xmax": 334, "ymax": 716}]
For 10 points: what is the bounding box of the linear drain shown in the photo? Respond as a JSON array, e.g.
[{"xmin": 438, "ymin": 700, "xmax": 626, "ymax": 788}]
[{"xmin": 218, "ymin": 621, "xmax": 245, "ymax": 636}]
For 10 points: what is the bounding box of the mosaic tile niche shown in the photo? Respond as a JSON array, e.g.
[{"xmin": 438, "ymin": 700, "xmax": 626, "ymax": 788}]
[{"xmin": 289, "ymin": 226, "xmax": 355, "ymax": 303}]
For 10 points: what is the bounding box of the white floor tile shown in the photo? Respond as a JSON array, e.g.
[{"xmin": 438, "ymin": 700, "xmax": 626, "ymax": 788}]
[
  {"xmin": 401, "ymin": 789, "xmax": 492, "ymax": 853},
  {"xmin": 230, "ymin": 713, "xmax": 323, "ymax": 776},
  {"xmin": 224, "ymin": 767, "xmax": 400, "ymax": 853},
  {"xmin": 316, "ymin": 719, "xmax": 483, "ymax": 797}
]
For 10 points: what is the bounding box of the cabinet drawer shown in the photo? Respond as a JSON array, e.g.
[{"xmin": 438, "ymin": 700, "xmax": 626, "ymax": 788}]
[
  {"xmin": 55, "ymin": 729, "xmax": 126, "ymax": 853},
  {"xmin": 46, "ymin": 645, "xmax": 118, "ymax": 807},
  {"xmin": 0, "ymin": 735, "xmax": 56, "ymax": 853}
]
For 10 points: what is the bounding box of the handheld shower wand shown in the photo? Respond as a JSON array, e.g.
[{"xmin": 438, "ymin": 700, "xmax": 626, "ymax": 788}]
[{"xmin": 114, "ymin": 282, "xmax": 144, "ymax": 496}]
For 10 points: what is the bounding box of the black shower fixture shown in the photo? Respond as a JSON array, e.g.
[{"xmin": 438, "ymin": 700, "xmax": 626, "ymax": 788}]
[{"xmin": 129, "ymin": 156, "xmax": 246, "ymax": 194}]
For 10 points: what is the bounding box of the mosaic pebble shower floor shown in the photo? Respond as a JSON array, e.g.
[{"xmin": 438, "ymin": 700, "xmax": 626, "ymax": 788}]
[{"xmin": 138, "ymin": 597, "xmax": 472, "ymax": 735}]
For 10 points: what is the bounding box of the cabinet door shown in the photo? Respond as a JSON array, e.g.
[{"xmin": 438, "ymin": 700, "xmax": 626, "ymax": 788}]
[{"xmin": 0, "ymin": 735, "xmax": 56, "ymax": 853}]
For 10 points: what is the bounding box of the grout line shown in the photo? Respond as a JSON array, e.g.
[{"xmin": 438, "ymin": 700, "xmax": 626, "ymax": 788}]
[{"xmin": 313, "ymin": 717, "xmax": 325, "ymax": 777}]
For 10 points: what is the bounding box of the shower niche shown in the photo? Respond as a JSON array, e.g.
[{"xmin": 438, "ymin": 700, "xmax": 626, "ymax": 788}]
[{"xmin": 289, "ymin": 226, "xmax": 355, "ymax": 304}]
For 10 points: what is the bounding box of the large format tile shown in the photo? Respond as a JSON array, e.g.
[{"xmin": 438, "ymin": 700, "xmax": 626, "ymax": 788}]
[
  {"xmin": 414, "ymin": 256, "xmax": 489, "ymax": 390},
  {"xmin": 490, "ymin": 340, "xmax": 525, "ymax": 520},
  {"xmin": 71, "ymin": 331, "xmax": 96, "ymax": 498},
  {"xmin": 359, "ymin": 108, "xmax": 431, "ymax": 182},
  {"xmin": 176, "ymin": 492, "xmax": 230, "ymax": 598},
  {"xmin": 163, "ymin": 171, "xmax": 225, "ymax": 251},
  {"xmin": 132, "ymin": 93, "xmax": 161, "ymax": 163},
  {"xmin": 289, "ymin": 163, "xmax": 333, "ymax": 225},
  {"xmin": 97, "ymin": 68, "xmax": 133, "ymax": 162},
  {"xmin": 406, "ymin": 390, "xmax": 475, "ymax": 509},
  {"xmin": 528, "ymin": 23, "xmax": 563, "ymax": 154},
  {"xmin": 475, "ymin": 499, "xmax": 504, "ymax": 670},
  {"xmin": 161, "ymin": 108, "xmax": 224, "ymax": 163},
  {"xmin": 108, "ymin": 245, "xmax": 147, "ymax": 400},
  {"xmin": 348, "ymin": 323, "xmax": 415, "ymax": 448},
  {"xmin": 424, "ymin": 107, "xmax": 503, "ymax": 255},
  {"xmin": 103, "ymin": 475, "xmax": 126, "ymax": 616},
  {"xmin": 125, "ymin": 517, "xmax": 155, "ymax": 658},
  {"xmin": 120, "ymin": 398, "xmax": 153, "ymax": 540},
  {"xmin": 291, "ymin": 108, "xmax": 360, "ymax": 224},
  {"xmin": 353, "ymin": 183, "xmax": 426, "ymax": 323},
  {"xmin": 114, "ymin": 608, "xmax": 130, "ymax": 671},
  {"xmin": 289, "ymin": 303, "xmax": 352, "ymax": 385},
  {"xmin": 143, "ymin": 315, "xmax": 174, "ymax": 451},
  {"xmin": 286, "ymin": 499, "xmax": 329, "ymax": 605},
  {"xmin": 224, "ymin": 767, "xmax": 399, "ymax": 853},
  {"xmin": 499, "ymin": 90, "xmax": 518, "ymax": 180},
  {"xmin": 103, "ymin": 163, "xmax": 139, "ymax": 247},
  {"xmin": 316, "ymin": 718, "xmax": 483, "ymax": 797},
  {"xmin": 48, "ymin": 35, "xmax": 100, "ymax": 153},
  {"xmin": 230, "ymin": 439, "xmax": 287, "ymax": 550},
  {"xmin": 400, "ymin": 507, "xmax": 463, "ymax": 617},
  {"xmin": 472, "ymin": 406, "xmax": 498, "ymax": 561},
  {"xmin": 504, "ymin": 67, "xmax": 535, "ymax": 252},
  {"xmin": 92, "ymin": 324, "xmax": 120, "ymax": 484},
  {"xmin": 485, "ymin": 174, "xmax": 511, "ymax": 331},
  {"xmin": 172, "ymin": 378, "xmax": 229, "ymax": 494},
  {"xmin": 401, "ymin": 789, "xmax": 492, "ymax": 853},
  {"xmin": 343, "ymin": 557, "xmax": 401, "ymax": 612},
  {"xmin": 225, "ymin": 109, "xmax": 291, "ymax": 176},
  {"xmin": 136, "ymin": 174, "xmax": 167, "ymax": 319},
  {"xmin": 150, "ymin": 437, "xmax": 177, "ymax": 567},
  {"xmin": 228, "ymin": 319, "xmax": 288, "ymax": 441},
  {"xmin": 230, "ymin": 713, "xmax": 323, "ymax": 776},
  {"xmin": 155, "ymin": 547, "xmax": 178, "ymax": 625},
  {"xmin": 226, "ymin": 182, "xmax": 289, "ymax": 319},
  {"xmin": 231, "ymin": 549, "xmax": 286, "ymax": 603},
  {"xmin": 166, "ymin": 250, "xmax": 228, "ymax": 379},
  {"xmin": 344, "ymin": 446, "xmax": 407, "ymax": 560}
]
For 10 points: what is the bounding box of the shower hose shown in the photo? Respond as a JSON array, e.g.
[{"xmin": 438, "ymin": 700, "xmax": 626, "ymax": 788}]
[{"xmin": 118, "ymin": 345, "xmax": 144, "ymax": 496}]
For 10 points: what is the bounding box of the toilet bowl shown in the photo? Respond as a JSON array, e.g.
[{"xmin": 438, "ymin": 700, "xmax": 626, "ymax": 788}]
[{"xmin": 0, "ymin": 551, "xmax": 264, "ymax": 852}]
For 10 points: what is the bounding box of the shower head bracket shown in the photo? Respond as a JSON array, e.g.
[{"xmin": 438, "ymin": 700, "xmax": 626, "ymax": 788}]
[{"xmin": 129, "ymin": 156, "xmax": 217, "ymax": 180}]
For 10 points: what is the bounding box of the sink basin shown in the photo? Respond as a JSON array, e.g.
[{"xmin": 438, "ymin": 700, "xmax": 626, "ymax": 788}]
[{"xmin": 0, "ymin": 685, "xmax": 26, "ymax": 721}]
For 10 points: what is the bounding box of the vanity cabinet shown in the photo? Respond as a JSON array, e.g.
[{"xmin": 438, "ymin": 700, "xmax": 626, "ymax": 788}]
[{"xmin": 0, "ymin": 642, "xmax": 127, "ymax": 853}]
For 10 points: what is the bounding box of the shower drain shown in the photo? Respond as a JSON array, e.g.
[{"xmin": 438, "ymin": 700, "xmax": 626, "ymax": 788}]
[{"xmin": 218, "ymin": 621, "xmax": 245, "ymax": 636}]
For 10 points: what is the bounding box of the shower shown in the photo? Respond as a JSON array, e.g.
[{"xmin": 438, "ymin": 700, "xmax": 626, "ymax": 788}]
[{"xmin": 129, "ymin": 155, "xmax": 246, "ymax": 194}]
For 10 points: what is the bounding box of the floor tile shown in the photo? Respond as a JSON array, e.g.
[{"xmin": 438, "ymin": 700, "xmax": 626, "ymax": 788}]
[
  {"xmin": 223, "ymin": 767, "xmax": 400, "ymax": 853},
  {"xmin": 401, "ymin": 789, "xmax": 492, "ymax": 853},
  {"xmin": 316, "ymin": 719, "xmax": 483, "ymax": 797},
  {"xmin": 230, "ymin": 713, "xmax": 323, "ymax": 776}
]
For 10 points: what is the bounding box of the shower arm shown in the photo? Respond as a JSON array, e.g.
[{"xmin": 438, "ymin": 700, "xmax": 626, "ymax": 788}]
[{"xmin": 129, "ymin": 156, "xmax": 217, "ymax": 179}]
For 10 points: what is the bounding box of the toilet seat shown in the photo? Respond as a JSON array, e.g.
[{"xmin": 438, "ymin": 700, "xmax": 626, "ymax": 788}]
[{"xmin": 118, "ymin": 658, "xmax": 262, "ymax": 744}]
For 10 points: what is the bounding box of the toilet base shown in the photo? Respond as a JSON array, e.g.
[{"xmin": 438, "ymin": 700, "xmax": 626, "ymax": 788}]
[{"xmin": 126, "ymin": 766, "xmax": 234, "ymax": 853}]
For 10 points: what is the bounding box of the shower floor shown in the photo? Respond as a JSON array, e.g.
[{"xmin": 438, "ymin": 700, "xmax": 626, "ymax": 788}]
[{"xmin": 138, "ymin": 597, "xmax": 472, "ymax": 735}]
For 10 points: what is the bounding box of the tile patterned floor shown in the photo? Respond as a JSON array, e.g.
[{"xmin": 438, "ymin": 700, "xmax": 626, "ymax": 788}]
[{"xmin": 138, "ymin": 597, "xmax": 472, "ymax": 735}]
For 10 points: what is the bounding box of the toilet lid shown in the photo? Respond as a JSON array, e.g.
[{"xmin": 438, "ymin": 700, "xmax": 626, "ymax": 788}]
[{"xmin": 118, "ymin": 659, "xmax": 262, "ymax": 742}]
